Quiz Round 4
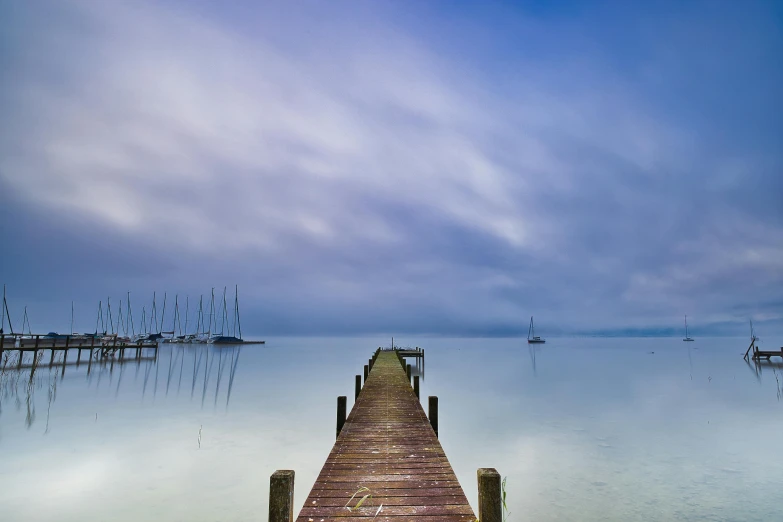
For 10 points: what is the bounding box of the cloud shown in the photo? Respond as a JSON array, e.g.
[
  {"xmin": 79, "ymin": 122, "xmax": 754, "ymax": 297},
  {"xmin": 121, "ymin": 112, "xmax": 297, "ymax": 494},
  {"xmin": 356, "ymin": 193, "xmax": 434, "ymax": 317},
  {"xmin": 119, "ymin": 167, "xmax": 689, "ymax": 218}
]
[{"xmin": 1, "ymin": 0, "xmax": 781, "ymax": 335}]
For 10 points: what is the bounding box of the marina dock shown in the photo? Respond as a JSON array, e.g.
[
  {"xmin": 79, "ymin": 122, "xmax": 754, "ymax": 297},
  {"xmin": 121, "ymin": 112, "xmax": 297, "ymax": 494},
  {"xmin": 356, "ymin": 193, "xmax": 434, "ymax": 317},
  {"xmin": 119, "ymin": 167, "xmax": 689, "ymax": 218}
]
[
  {"xmin": 268, "ymin": 349, "xmax": 502, "ymax": 522},
  {"xmin": 0, "ymin": 333, "xmax": 159, "ymax": 367}
]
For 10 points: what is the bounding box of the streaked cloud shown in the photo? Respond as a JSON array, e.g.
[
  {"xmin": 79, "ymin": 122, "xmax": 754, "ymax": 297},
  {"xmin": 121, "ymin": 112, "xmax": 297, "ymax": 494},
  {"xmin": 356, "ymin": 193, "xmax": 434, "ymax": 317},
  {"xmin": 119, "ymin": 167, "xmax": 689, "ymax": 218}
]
[{"xmin": 1, "ymin": 0, "xmax": 781, "ymax": 335}]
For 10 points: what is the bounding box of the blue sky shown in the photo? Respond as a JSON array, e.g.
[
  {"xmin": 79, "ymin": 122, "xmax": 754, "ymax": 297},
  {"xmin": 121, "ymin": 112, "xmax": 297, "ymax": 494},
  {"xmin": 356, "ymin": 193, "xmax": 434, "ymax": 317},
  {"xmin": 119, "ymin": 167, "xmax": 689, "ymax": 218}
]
[{"xmin": 1, "ymin": 0, "xmax": 781, "ymax": 336}]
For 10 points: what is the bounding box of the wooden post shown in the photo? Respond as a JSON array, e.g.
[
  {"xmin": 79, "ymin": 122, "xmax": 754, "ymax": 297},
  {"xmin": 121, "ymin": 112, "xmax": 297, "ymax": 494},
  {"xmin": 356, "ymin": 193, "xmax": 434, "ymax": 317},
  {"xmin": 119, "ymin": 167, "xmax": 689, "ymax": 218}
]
[
  {"xmin": 406, "ymin": 363, "xmax": 412, "ymax": 385},
  {"xmin": 64, "ymin": 335, "xmax": 70, "ymax": 362},
  {"xmin": 49, "ymin": 348, "xmax": 55, "ymax": 366},
  {"xmin": 363, "ymin": 364, "xmax": 369, "ymax": 384},
  {"xmin": 77, "ymin": 348, "xmax": 82, "ymax": 365},
  {"xmin": 368, "ymin": 357, "xmax": 373, "ymax": 372},
  {"xmin": 477, "ymin": 468, "xmax": 502, "ymax": 522},
  {"xmin": 34, "ymin": 335, "xmax": 40, "ymax": 349},
  {"xmin": 428, "ymin": 396, "xmax": 438, "ymax": 437},
  {"xmin": 414, "ymin": 375, "xmax": 420, "ymax": 399},
  {"xmin": 355, "ymin": 375, "xmax": 361, "ymax": 400},
  {"xmin": 269, "ymin": 470, "xmax": 295, "ymax": 522},
  {"xmin": 336, "ymin": 396, "xmax": 347, "ymax": 438},
  {"xmin": 91, "ymin": 335, "xmax": 95, "ymax": 349}
]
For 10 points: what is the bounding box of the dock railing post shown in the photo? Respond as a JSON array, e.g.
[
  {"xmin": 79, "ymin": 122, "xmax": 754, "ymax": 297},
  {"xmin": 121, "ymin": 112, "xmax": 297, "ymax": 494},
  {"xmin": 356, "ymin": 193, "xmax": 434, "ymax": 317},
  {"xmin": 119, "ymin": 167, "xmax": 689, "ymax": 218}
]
[
  {"xmin": 477, "ymin": 468, "xmax": 502, "ymax": 522},
  {"xmin": 428, "ymin": 396, "xmax": 438, "ymax": 437},
  {"xmin": 368, "ymin": 357, "xmax": 373, "ymax": 372},
  {"xmin": 406, "ymin": 363, "xmax": 412, "ymax": 385},
  {"xmin": 355, "ymin": 375, "xmax": 361, "ymax": 400},
  {"xmin": 363, "ymin": 364, "xmax": 369, "ymax": 384},
  {"xmin": 269, "ymin": 470, "xmax": 295, "ymax": 522},
  {"xmin": 336, "ymin": 396, "xmax": 347, "ymax": 438},
  {"xmin": 414, "ymin": 375, "xmax": 420, "ymax": 399}
]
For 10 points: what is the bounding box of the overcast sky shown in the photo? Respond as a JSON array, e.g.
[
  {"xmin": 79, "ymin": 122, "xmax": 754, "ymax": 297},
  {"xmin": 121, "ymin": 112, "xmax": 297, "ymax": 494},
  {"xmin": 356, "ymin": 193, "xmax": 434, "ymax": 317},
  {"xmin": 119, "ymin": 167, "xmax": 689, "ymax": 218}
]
[{"xmin": 1, "ymin": 0, "xmax": 781, "ymax": 337}]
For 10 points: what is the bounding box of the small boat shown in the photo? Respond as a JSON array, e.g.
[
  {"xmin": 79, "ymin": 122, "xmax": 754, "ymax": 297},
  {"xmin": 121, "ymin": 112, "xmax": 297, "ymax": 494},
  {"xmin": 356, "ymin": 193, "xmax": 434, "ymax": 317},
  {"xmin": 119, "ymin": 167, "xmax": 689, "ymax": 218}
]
[
  {"xmin": 527, "ymin": 316, "xmax": 546, "ymax": 344},
  {"xmin": 683, "ymin": 315, "xmax": 694, "ymax": 342},
  {"xmin": 209, "ymin": 335, "xmax": 243, "ymax": 344}
]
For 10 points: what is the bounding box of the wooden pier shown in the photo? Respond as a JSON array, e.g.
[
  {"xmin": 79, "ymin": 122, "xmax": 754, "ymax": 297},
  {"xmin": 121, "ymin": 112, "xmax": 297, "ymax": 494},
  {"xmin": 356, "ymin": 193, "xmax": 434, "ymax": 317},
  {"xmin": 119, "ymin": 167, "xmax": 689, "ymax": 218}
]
[
  {"xmin": 743, "ymin": 336, "xmax": 783, "ymax": 361},
  {"xmin": 269, "ymin": 349, "xmax": 502, "ymax": 522},
  {"xmin": 0, "ymin": 332, "xmax": 158, "ymax": 366}
]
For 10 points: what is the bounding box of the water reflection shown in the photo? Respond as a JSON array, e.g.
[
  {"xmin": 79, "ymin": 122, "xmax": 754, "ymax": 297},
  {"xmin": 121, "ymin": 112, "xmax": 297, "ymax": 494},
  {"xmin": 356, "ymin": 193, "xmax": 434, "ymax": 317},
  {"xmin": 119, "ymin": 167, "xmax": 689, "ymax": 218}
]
[
  {"xmin": 1, "ymin": 337, "xmax": 782, "ymax": 522},
  {"xmin": 0, "ymin": 343, "xmax": 243, "ymax": 432}
]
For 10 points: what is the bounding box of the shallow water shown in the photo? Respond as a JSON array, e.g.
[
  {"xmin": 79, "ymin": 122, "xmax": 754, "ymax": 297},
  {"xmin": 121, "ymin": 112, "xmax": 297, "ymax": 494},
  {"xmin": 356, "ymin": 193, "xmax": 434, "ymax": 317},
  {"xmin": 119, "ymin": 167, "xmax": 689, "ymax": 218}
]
[{"xmin": 1, "ymin": 336, "xmax": 781, "ymax": 521}]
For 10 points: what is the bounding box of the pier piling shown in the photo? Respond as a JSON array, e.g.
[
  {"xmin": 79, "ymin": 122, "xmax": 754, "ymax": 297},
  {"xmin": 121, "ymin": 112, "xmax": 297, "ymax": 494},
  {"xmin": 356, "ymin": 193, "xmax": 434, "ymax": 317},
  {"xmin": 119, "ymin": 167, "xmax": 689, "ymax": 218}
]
[
  {"xmin": 429, "ymin": 395, "xmax": 439, "ymax": 437},
  {"xmin": 355, "ymin": 375, "xmax": 361, "ymax": 400},
  {"xmin": 477, "ymin": 468, "xmax": 502, "ymax": 522},
  {"xmin": 269, "ymin": 470, "xmax": 295, "ymax": 522},
  {"xmin": 414, "ymin": 374, "xmax": 420, "ymax": 399},
  {"xmin": 336, "ymin": 396, "xmax": 347, "ymax": 438}
]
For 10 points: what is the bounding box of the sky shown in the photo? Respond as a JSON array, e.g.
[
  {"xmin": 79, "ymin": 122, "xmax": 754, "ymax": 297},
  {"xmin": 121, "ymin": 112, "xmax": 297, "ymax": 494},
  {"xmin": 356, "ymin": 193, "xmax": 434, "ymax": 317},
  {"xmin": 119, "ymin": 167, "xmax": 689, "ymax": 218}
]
[{"xmin": 1, "ymin": 0, "xmax": 781, "ymax": 337}]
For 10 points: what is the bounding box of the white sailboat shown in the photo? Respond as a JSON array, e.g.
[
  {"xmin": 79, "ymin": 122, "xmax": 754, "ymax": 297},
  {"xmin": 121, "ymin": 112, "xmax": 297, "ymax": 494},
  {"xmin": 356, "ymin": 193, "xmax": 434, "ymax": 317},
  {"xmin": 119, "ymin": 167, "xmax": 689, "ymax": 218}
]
[
  {"xmin": 527, "ymin": 316, "xmax": 545, "ymax": 344},
  {"xmin": 683, "ymin": 315, "xmax": 694, "ymax": 342}
]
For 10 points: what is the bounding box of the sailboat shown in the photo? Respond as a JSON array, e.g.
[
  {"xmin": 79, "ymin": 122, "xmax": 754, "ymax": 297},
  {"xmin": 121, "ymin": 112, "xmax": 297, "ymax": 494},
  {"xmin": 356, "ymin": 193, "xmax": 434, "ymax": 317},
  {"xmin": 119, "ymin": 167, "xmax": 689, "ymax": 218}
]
[
  {"xmin": 210, "ymin": 285, "xmax": 243, "ymax": 344},
  {"xmin": 527, "ymin": 316, "xmax": 546, "ymax": 344},
  {"xmin": 683, "ymin": 315, "xmax": 694, "ymax": 342}
]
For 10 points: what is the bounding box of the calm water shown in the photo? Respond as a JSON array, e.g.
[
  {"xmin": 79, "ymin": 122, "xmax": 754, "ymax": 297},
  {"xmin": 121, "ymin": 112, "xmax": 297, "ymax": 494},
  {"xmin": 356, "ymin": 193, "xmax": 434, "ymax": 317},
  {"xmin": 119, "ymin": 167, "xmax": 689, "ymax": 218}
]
[{"xmin": 1, "ymin": 337, "xmax": 781, "ymax": 521}]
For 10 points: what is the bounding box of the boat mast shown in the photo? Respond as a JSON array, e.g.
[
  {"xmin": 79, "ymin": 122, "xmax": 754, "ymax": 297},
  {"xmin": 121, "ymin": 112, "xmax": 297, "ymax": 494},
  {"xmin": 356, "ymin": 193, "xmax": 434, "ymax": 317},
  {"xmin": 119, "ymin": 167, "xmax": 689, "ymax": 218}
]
[
  {"xmin": 22, "ymin": 306, "xmax": 32, "ymax": 335},
  {"xmin": 71, "ymin": 301, "xmax": 74, "ymax": 335},
  {"xmin": 220, "ymin": 286, "xmax": 228, "ymax": 336},
  {"xmin": 117, "ymin": 298, "xmax": 124, "ymax": 336},
  {"xmin": 208, "ymin": 288, "xmax": 215, "ymax": 339},
  {"xmin": 528, "ymin": 316, "xmax": 534, "ymax": 340},
  {"xmin": 684, "ymin": 315, "xmax": 688, "ymax": 338},
  {"xmin": 184, "ymin": 296, "xmax": 189, "ymax": 337},
  {"xmin": 196, "ymin": 295, "xmax": 204, "ymax": 335},
  {"xmin": 1, "ymin": 284, "xmax": 13, "ymax": 335},
  {"xmin": 150, "ymin": 292, "xmax": 157, "ymax": 334},
  {"xmin": 234, "ymin": 285, "xmax": 241, "ymax": 340},
  {"xmin": 127, "ymin": 292, "xmax": 135, "ymax": 337},
  {"xmin": 173, "ymin": 294, "xmax": 180, "ymax": 336},
  {"xmin": 159, "ymin": 292, "xmax": 167, "ymax": 334},
  {"xmin": 107, "ymin": 297, "xmax": 113, "ymax": 334},
  {"xmin": 95, "ymin": 300, "xmax": 103, "ymax": 335}
]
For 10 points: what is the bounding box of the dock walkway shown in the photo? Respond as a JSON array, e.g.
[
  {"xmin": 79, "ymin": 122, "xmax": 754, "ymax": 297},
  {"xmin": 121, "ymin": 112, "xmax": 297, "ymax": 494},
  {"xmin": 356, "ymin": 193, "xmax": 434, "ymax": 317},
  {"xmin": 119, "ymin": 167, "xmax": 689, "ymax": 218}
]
[{"xmin": 296, "ymin": 350, "xmax": 476, "ymax": 522}]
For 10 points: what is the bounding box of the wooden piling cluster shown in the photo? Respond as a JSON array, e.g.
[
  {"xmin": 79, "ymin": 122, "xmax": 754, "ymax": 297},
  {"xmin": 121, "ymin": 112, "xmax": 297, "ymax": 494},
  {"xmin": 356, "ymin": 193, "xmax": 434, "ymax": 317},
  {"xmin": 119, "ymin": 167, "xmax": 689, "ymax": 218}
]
[{"xmin": 268, "ymin": 348, "xmax": 502, "ymax": 522}]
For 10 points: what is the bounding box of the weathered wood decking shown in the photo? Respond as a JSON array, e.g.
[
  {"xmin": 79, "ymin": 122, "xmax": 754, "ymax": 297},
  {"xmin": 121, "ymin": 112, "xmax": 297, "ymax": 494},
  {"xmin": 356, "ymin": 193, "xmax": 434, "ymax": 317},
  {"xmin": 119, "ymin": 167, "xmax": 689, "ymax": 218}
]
[{"xmin": 296, "ymin": 351, "xmax": 476, "ymax": 522}]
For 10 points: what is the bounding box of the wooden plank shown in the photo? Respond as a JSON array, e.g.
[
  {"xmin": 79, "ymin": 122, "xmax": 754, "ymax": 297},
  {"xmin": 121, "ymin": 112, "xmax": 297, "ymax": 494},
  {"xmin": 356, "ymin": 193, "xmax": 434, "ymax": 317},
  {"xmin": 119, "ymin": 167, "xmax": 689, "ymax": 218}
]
[
  {"xmin": 307, "ymin": 488, "xmax": 466, "ymax": 498},
  {"xmin": 305, "ymin": 496, "xmax": 467, "ymax": 507},
  {"xmin": 300, "ymin": 505, "xmax": 474, "ymax": 517},
  {"xmin": 296, "ymin": 351, "xmax": 474, "ymax": 521},
  {"xmin": 296, "ymin": 508, "xmax": 476, "ymax": 522}
]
